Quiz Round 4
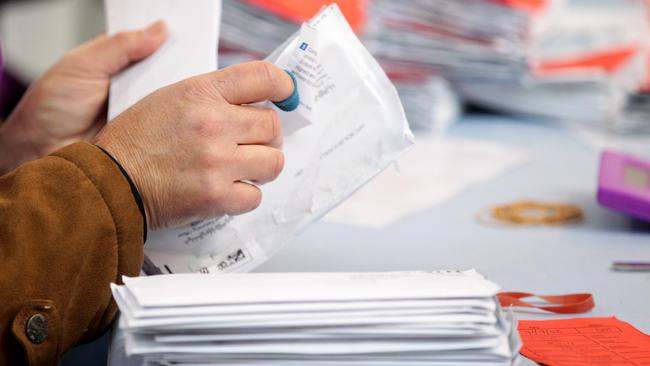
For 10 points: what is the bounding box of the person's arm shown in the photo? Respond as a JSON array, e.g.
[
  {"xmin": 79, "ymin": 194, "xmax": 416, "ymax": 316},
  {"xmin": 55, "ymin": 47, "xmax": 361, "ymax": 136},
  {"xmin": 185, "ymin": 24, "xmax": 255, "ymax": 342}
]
[
  {"xmin": 0, "ymin": 59, "xmax": 295, "ymax": 365},
  {"xmin": 0, "ymin": 142, "xmax": 144, "ymax": 366}
]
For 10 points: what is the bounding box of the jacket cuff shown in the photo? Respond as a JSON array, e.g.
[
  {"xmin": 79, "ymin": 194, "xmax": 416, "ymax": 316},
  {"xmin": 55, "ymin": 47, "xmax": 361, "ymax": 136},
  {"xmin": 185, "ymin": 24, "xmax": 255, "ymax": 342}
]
[{"xmin": 51, "ymin": 142, "xmax": 145, "ymax": 279}]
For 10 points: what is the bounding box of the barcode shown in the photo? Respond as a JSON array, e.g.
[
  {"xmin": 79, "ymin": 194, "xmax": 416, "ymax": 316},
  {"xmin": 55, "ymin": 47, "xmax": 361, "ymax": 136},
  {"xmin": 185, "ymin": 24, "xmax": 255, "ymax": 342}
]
[{"xmin": 217, "ymin": 248, "xmax": 247, "ymax": 271}]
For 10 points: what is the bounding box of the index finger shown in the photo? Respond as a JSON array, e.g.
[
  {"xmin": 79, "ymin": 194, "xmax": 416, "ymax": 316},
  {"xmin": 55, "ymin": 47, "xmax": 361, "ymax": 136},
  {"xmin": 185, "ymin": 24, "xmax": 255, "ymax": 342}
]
[{"xmin": 209, "ymin": 60, "xmax": 295, "ymax": 105}]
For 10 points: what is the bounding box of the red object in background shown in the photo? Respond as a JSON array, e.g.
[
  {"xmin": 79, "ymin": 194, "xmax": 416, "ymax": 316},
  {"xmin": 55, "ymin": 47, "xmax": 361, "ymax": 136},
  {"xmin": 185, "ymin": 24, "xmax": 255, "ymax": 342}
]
[
  {"xmin": 498, "ymin": 292, "xmax": 595, "ymax": 314},
  {"xmin": 243, "ymin": 0, "xmax": 367, "ymax": 31},
  {"xmin": 535, "ymin": 45, "xmax": 640, "ymax": 76},
  {"xmin": 518, "ymin": 317, "xmax": 650, "ymax": 366},
  {"xmin": 490, "ymin": 0, "xmax": 547, "ymax": 13},
  {"xmin": 386, "ymin": 68, "xmax": 435, "ymax": 83}
]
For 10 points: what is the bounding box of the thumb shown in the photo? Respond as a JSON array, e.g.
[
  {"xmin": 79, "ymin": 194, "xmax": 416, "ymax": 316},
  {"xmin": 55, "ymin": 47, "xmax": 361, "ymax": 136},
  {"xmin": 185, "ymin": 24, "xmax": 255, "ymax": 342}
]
[{"xmin": 71, "ymin": 20, "xmax": 168, "ymax": 76}]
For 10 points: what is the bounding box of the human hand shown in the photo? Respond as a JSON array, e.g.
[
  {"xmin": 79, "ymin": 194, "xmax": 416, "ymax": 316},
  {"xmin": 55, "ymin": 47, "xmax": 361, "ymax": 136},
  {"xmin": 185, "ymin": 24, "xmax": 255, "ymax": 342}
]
[
  {"xmin": 94, "ymin": 61, "xmax": 295, "ymax": 229},
  {"xmin": 0, "ymin": 21, "xmax": 168, "ymax": 174}
]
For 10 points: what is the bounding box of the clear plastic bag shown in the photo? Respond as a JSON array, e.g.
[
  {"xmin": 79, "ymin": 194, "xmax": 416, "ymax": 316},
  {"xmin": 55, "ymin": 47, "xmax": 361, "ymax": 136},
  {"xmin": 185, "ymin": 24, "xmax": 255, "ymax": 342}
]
[{"xmin": 144, "ymin": 4, "xmax": 413, "ymax": 274}]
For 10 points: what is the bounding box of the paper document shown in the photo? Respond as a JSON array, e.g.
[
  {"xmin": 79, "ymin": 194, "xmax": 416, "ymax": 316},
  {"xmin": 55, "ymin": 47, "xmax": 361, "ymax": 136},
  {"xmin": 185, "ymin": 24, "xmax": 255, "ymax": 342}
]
[
  {"xmin": 368, "ymin": 0, "xmax": 650, "ymax": 130},
  {"xmin": 518, "ymin": 317, "xmax": 650, "ymax": 366},
  {"xmin": 110, "ymin": 270, "xmax": 522, "ymax": 365},
  {"xmin": 105, "ymin": 0, "xmax": 221, "ymax": 120},
  {"xmin": 219, "ymin": 0, "xmax": 366, "ymax": 56},
  {"xmin": 142, "ymin": 4, "xmax": 413, "ymax": 274},
  {"xmin": 119, "ymin": 270, "xmax": 499, "ymax": 307}
]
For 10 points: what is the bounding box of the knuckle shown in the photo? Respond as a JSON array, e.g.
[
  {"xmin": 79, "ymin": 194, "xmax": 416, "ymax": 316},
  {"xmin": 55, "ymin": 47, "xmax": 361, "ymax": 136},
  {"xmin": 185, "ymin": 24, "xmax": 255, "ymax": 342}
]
[
  {"xmin": 201, "ymin": 181, "xmax": 228, "ymax": 206},
  {"xmin": 195, "ymin": 144, "xmax": 228, "ymax": 170},
  {"xmin": 257, "ymin": 60, "xmax": 280, "ymax": 90},
  {"xmin": 191, "ymin": 112, "xmax": 223, "ymax": 138},
  {"xmin": 186, "ymin": 74, "xmax": 227, "ymax": 103},
  {"xmin": 265, "ymin": 108, "xmax": 281, "ymax": 141},
  {"xmin": 213, "ymin": 68, "xmax": 237, "ymax": 100},
  {"xmin": 196, "ymin": 152, "xmax": 220, "ymax": 170}
]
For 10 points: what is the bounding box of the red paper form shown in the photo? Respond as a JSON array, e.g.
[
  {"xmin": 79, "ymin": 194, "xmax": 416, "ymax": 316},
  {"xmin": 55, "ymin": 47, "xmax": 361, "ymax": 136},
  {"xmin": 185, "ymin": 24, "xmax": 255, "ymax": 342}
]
[
  {"xmin": 519, "ymin": 317, "xmax": 650, "ymax": 366},
  {"xmin": 492, "ymin": 0, "xmax": 547, "ymax": 13},
  {"xmin": 243, "ymin": 0, "xmax": 366, "ymax": 31}
]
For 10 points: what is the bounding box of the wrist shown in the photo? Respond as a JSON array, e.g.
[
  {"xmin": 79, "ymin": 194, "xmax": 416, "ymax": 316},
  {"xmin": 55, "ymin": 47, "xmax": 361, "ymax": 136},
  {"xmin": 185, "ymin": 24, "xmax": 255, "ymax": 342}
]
[
  {"xmin": 95, "ymin": 145, "xmax": 148, "ymax": 241},
  {"xmin": 94, "ymin": 125, "xmax": 155, "ymax": 230}
]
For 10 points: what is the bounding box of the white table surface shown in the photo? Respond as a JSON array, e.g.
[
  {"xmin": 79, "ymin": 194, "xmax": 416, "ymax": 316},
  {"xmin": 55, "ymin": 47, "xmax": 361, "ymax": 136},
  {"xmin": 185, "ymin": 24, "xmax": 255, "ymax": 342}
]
[
  {"xmin": 257, "ymin": 114, "xmax": 650, "ymax": 331},
  {"xmin": 65, "ymin": 114, "xmax": 650, "ymax": 366}
]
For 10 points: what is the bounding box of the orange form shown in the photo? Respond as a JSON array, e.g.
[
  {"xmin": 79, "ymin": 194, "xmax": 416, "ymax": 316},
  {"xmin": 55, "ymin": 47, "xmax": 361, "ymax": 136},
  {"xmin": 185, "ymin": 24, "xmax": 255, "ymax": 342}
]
[
  {"xmin": 243, "ymin": 0, "xmax": 367, "ymax": 31},
  {"xmin": 489, "ymin": 0, "xmax": 548, "ymax": 13},
  {"xmin": 535, "ymin": 45, "xmax": 639, "ymax": 76},
  {"xmin": 518, "ymin": 317, "xmax": 650, "ymax": 366}
]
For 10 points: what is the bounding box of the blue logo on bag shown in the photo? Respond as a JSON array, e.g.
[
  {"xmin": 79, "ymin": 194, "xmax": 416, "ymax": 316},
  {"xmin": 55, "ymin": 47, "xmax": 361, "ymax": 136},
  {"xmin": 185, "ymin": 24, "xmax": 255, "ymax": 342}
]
[{"xmin": 299, "ymin": 42, "xmax": 308, "ymax": 51}]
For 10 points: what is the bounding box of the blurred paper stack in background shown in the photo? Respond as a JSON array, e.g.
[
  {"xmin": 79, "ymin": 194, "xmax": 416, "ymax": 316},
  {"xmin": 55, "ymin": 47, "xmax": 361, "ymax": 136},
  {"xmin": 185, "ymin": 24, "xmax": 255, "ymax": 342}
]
[
  {"xmin": 219, "ymin": 0, "xmax": 461, "ymax": 133},
  {"xmin": 366, "ymin": 0, "xmax": 537, "ymax": 83},
  {"xmin": 385, "ymin": 67, "xmax": 460, "ymax": 133},
  {"xmin": 220, "ymin": 0, "xmax": 366, "ymax": 57},
  {"xmin": 367, "ymin": 0, "xmax": 650, "ymax": 132},
  {"xmin": 462, "ymin": 0, "xmax": 650, "ymax": 132}
]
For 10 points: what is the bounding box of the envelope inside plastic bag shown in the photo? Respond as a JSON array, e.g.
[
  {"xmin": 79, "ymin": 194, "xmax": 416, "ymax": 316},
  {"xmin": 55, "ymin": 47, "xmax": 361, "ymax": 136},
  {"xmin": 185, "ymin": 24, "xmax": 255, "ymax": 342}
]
[{"xmin": 144, "ymin": 4, "xmax": 413, "ymax": 274}]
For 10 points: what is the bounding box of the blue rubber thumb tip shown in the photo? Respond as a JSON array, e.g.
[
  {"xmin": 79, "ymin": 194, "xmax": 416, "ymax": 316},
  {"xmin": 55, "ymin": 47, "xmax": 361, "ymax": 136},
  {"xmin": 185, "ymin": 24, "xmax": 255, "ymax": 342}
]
[{"xmin": 273, "ymin": 70, "xmax": 300, "ymax": 112}]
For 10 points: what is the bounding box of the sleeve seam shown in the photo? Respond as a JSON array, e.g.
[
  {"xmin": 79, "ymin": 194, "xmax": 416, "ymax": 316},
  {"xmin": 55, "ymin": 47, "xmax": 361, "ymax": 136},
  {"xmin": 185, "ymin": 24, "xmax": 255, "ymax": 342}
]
[{"xmin": 48, "ymin": 155, "xmax": 122, "ymax": 284}]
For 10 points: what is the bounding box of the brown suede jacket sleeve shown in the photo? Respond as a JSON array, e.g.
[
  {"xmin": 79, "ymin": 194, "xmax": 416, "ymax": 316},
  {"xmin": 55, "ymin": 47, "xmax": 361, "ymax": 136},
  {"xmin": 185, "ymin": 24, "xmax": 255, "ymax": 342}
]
[{"xmin": 0, "ymin": 142, "xmax": 145, "ymax": 365}]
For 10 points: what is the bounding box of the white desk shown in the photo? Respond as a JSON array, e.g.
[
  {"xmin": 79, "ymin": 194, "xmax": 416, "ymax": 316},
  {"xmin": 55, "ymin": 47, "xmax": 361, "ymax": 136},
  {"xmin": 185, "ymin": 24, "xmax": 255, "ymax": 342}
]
[
  {"xmin": 252, "ymin": 114, "xmax": 650, "ymax": 366},
  {"xmin": 64, "ymin": 113, "xmax": 650, "ymax": 366}
]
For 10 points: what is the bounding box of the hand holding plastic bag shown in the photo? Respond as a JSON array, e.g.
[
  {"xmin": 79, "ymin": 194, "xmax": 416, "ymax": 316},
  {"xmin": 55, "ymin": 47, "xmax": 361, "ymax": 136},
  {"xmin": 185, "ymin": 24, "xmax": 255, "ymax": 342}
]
[{"xmin": 144, "ymin": 4, "xmax": 413, "ymax": 274}]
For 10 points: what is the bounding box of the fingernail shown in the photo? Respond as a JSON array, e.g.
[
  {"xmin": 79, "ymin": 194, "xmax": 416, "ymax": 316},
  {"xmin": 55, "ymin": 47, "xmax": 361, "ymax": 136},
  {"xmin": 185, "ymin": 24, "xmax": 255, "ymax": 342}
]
[
  {"xmin": 146, "ymin": 20, "xmax": 166, "ymax": 36},
  {"xmin": 273, "ymin": 70, "xmax": 300, "ymax": 112}
]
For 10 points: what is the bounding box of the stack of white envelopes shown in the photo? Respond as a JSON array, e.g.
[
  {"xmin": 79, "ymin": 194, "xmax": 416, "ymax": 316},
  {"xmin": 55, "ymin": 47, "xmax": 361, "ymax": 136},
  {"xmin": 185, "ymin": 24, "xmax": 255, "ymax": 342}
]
[{"xmin": 112, "ymin": 270, "xmax": 521, "ymax": 366}]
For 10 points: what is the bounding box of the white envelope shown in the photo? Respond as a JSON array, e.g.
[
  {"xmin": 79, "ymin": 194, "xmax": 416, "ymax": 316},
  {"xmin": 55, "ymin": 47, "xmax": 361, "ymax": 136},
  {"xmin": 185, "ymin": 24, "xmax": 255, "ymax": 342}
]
[
  {"xmin": 127, "ymin": 332, "xmax": 509, "ymax": 355},
  {"xmin": 116, "ymin": 270, "xmax": 499, "ymax": 307},
  {"xmin": 106, "ymin": 0, "xmax": 221, "ymax": 121}
]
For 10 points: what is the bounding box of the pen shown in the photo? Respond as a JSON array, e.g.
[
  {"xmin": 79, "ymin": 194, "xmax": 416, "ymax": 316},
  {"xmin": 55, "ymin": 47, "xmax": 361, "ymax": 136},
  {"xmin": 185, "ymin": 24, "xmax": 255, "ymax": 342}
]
[{"xmin": 611, "ymin": 261, "xmax": 650, "ymax": 272}]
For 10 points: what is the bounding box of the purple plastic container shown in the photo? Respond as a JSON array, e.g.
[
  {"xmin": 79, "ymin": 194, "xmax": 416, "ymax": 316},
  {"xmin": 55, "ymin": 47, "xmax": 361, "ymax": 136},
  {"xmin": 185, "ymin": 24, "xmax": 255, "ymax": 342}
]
[{"xmin": 597, "ymin": 150, "xmax": 650, "ymax": 222}]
